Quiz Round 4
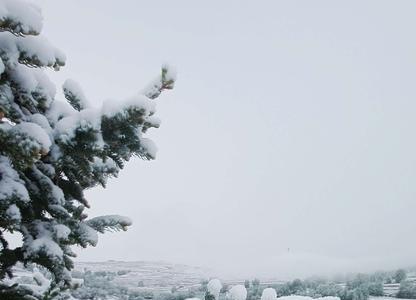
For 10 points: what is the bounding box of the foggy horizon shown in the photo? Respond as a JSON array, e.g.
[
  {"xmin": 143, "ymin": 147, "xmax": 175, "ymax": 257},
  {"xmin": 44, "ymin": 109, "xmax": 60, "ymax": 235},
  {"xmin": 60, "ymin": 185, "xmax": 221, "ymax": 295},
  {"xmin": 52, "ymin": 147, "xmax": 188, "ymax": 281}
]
[{"xmin": 28, "ymin": 0, "xmax": 416, "ymax": 280}]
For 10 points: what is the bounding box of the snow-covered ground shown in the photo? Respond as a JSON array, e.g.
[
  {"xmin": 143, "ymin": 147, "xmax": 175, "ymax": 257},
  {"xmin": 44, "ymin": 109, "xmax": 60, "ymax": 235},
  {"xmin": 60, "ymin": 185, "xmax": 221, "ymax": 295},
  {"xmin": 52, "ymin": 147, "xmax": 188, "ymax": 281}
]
[
  {"xmin": 75, "ymin": 260, "xmax": 213, "ymax": 292},
  {"xmin": 370, "ymin": 297, "xmax": 412, "ymax": 300}
]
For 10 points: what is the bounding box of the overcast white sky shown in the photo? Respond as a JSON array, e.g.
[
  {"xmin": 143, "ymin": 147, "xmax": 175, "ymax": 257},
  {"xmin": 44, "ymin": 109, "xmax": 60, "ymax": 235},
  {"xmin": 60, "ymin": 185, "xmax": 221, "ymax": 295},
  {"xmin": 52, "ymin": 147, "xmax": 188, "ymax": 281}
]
[{"xmin": 31, "ymin": 0, "xmax": 416, "ymax": 279}]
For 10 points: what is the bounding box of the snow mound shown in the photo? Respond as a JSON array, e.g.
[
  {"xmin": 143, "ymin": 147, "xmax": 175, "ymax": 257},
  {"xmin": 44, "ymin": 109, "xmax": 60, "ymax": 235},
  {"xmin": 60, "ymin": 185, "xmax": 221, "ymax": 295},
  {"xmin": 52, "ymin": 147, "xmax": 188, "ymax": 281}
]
[
  {"xmin": 228, "ymin": 285, "xmax": 247, "ymax": 300},
  {"xmin": 207, "ymin": 278, "xmax": 222, "ymax": 300},
  {"xmin": 261, "ymin": 288, "xmax": 277, "ymax": 300}
]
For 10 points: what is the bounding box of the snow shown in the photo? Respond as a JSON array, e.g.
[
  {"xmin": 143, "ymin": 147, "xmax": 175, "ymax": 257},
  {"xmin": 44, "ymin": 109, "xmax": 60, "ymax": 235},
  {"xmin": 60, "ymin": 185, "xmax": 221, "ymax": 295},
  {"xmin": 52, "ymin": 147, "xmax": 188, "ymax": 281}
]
[
  {"xmin": 78, "ymin": 223, "xmax": 99, "ymax": 246},
  {"xmin": 145, "ymin": 115, "xmax": 162, "ymax": 128},
  {"xmin": 261, "ymin": 288, "xmax": 277, "ymax": 300},
  {"xmin": 6, "ymin": 204, "xmax": 21, "ymax": 221},
  {"xmin": 14, "ymin": 121, "xmax": 52, "ymax": 151},
  {"xmin": 102, "ymin": 95, "xmax": 156, "ymax": 118},
  {"xmin": 74, "ymin": 260, "xmax": 211, "ymax": 293},
  {"xmin": 32, "ymin": 167, "xmax": 65, "ymax": 205},
  {"xmin": 49, "ymin": 182, "xmax": 65, "ymax": 205},
  {"xmin": 29, "ymin": 113, "xmax": 53, "ymax": 134},
  {"xmin": 142, "ymin": 64, "xmax": 177, "ymax": 99},
  {"xmin": 207, "ymin": 278, "xmax": 222, "ymax": 300},
  {"xmin": 277, "ymin": 296, "xmax": 340, "ymax": 300},
  {"xmin": 3, "ymin": 265, "xmax": 53, "ymax": 298},
  {"xmin": 48, "ymin": 204, "xmax": 69, "ymax": 217},
  {"xmin": 369, "ymin": 297, "xmax": 412, "ymax": 300},
  {"xmin": 92, "ymin": 157, "xmax": 118, "ymax": 174},
  {"xmin": 0, "ymin": 57, "xmax": 4, "ymax": 74},
  {"xmin": 228, "ymin": 285, "xmax": 247, "ymax": 300},
  {"xmin": 24, "ymin": 222, "xmax": 73, "ymax": 270},
  {"xmin": 47, "ymin": 99, "xmax": 77, "ymax": 124},
  {"xmin": 33, "ymin": 268, "xmax": 50, "ymax": 290},
  {"xmin": 0, "ymin": 0, "xmax": 43, "ymax": 35},
  {"xmin": 0, "ymin": 155, "xmax": 30, "ymax": 202},
  {"xmin": 39, "ymin": 162, "xmax": 56, "ymax": 177},
  {"xmin": 0, "ymin": 33, "xmax": 65, "ymax": 69},
  {"xmin": 0, "ymin": 0, "xmax": 174, "ymax": 294},
  {"xmin": 162, "ymin": 63, "xmax": 177, "ymax": 82},
  {"xmin": 63, "ymin": 78, "xmax": 89, "ymax": 109},
  {"xmin": 54, "ymin": 108, "xmax": 100, "ymax": 144},
  {"xmin": 277, "ymin": 296, "xmax": 311, "ymax": 300},
  {"xmin": 26, "ymin": 235, "xmax": 64, "ymax": 261},
  {"xmin": 71, "ymin": 277, "xmax": 84, "ymax": 285},
  {"xmin": 6, "ymin": 64, "xmax": 56, "ymax": 108},
  {"xmin": 140, "ymin": 138, "xmax": 158, "ymax": 158},
  {"xmin": 33, "ymin": 68, "xmax": 57, "ymax": 102},
  {"xmin": 10, "ymin": 64, "xmax": 38, "ymax": 91},
  {"xmin": 17, "ymin": 35, "xmax": 65, "ymax": 67},
  {"xmin": 54, "ymin": 224, "xmax": 71, "ymax": 240},
  {"xmin": 49, "ymin": 144, "xmax": 62, "ymax": 161},
  {"xmin": 86, "ymin": 215, "xmax": 132, "ymax": 233},
  {"xmin": 53, "ymin": 47, "xmax": 66, "ymax": 69}
]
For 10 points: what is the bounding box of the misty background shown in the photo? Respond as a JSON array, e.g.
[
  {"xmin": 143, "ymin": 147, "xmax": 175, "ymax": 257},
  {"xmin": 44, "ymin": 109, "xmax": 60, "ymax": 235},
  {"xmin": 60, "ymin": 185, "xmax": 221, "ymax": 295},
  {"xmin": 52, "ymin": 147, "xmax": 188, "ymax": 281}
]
[{"xmin": 31, "ymin": 0, "xmax": 416, "ymax": 279}]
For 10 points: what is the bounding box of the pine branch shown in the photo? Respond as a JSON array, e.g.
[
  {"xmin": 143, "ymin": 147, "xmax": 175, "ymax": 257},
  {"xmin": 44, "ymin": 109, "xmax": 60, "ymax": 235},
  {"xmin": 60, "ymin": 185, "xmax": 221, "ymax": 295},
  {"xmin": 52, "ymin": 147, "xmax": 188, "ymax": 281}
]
[{"xmin": 142, "ymin": 65, "xmax": 176, "ymax": 100}]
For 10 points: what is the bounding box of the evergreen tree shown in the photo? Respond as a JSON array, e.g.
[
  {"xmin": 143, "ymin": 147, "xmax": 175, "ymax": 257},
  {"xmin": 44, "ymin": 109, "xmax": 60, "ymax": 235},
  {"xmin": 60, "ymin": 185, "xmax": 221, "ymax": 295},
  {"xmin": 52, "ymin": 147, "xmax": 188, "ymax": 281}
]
[
  {"xmin": 367, "ymin": 282, "xmax": 383, "ymax": 297},
  {"xmin": 205, "ymin": 291, "xmax": 216, "ymax": 300},
  {"xmin": 0, "ymin": 0, "xmax": 175, "ymax": 298},
  {"xmin": 398, "ymin": 280, "xmax": 416, "ymax": 299},
  {"xmin": 395, "ymin": 269, "xmax": 407, "ymax": 284}
]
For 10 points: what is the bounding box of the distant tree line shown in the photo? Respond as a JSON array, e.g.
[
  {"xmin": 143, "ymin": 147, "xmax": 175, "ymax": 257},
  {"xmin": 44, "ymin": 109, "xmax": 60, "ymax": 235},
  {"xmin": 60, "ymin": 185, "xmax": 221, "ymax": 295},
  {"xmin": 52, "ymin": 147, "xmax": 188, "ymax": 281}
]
[{"xmin": 236, "ymin": 268, "xmax": 415, "ymax": 300}]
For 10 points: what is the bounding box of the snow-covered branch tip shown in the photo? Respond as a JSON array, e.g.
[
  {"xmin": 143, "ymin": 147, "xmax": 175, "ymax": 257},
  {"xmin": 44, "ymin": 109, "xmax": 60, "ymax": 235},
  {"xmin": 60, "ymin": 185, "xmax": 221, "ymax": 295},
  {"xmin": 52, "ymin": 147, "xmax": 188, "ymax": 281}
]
[
  {"xmin": 143, "ymin": 64, "xmax": 177, "ymax": 100},
  {"xmin": 0, "ymin": 0, "xmax": 43, "ymax": 36},
  {"xmin": 85, "ymin": 215, "xmax": 132, "ymax": 233},
  {"xmin": 62, "ymin": 79, "xmax": 89, "ymax": 111}
]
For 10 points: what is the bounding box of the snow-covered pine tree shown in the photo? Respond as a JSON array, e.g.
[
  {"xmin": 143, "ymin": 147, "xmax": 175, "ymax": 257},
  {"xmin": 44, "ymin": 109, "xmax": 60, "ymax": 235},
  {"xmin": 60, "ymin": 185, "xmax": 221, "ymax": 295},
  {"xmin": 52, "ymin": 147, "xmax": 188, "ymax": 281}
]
[{"xmin": 0, "ymin": 0, "xmax": 175, "ymax": 298}]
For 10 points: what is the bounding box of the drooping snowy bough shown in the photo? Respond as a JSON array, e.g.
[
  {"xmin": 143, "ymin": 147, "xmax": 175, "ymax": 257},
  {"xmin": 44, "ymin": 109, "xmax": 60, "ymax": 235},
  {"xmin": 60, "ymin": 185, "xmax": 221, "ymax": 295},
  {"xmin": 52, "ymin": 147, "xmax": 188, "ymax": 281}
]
[{"xmin": 0, "ymin": 0, "xmax": 175, "ymax": 298}]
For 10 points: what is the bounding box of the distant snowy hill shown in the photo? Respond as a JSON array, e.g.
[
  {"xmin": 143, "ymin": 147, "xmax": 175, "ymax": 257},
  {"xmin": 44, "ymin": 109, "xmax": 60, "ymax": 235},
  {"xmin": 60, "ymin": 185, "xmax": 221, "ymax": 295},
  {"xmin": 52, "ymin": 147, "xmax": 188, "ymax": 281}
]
[{"xmin": 74, "ymin": 261, "xmax": 213, "ymax": 292}]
